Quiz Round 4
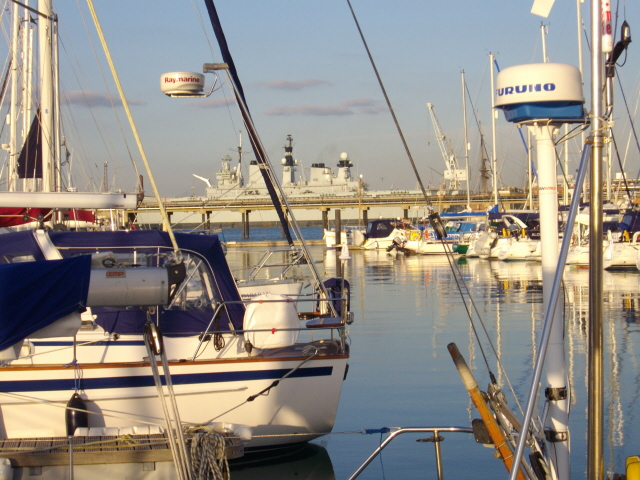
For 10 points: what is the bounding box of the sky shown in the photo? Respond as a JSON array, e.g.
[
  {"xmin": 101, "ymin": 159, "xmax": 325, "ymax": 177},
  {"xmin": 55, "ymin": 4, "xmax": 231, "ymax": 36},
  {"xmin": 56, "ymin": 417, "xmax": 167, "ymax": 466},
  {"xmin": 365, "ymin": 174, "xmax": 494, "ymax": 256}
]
[{"xmin": 1, "ymin": 0, "xmax": 640, "ymax": 198}]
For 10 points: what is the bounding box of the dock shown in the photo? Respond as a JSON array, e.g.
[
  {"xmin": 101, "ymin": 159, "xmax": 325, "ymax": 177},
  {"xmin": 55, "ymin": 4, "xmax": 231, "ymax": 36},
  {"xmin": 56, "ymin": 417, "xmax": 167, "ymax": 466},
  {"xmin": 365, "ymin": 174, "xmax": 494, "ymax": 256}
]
[
  {"xmin": 0, "ymin": 432, "xmax": 243, "ymax": 467},
  {"xmin": 225, "ymin": 239, "xmax": 326, "ymax": 248}
]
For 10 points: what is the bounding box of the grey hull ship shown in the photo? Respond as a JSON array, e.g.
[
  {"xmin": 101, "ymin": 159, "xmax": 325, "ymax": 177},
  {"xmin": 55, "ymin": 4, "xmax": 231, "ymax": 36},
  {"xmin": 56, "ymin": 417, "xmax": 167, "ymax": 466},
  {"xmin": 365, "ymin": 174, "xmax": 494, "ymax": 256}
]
[{"xmin": 196, "ymin": 134, "xmax": 367, "ymax": 199}]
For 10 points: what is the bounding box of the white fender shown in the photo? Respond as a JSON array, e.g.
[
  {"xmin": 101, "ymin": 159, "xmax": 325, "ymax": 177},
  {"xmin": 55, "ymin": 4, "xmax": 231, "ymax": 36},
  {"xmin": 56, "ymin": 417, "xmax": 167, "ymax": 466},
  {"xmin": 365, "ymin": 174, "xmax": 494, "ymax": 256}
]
[{"xmin": 244, "ymin": 294, "xmax": 300, "ymax": 349}]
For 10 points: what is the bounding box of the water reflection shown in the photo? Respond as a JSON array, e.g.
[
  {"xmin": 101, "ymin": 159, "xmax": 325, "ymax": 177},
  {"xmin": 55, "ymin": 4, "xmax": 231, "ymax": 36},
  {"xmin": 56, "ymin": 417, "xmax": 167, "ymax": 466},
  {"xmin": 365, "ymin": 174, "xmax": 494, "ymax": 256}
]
[
  {"xmin": 223, "ymin": 247, "xmax": 640, "ymax": 479},
  {"xmin": 230, "ymin": 443, "xmax": 335, "ymax": 480}
]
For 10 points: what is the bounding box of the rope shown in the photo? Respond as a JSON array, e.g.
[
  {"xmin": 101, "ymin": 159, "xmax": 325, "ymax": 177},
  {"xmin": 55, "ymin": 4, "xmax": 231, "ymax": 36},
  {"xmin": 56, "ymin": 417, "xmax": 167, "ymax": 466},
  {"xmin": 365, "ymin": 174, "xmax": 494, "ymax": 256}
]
[
  {"xmin": 345, "ymin": 0, "xmax": 432, "ymax": 210},
  {"xmin": 85, "ymin": 0, "xmax": 181, "ymax": 258},
  {"xmin": 185, "ymin": 426, "xmax": 230, "ymax": 480},
  {"xmin": 144, "ymin": 323, "xmax": 191, "ymax": 480}
]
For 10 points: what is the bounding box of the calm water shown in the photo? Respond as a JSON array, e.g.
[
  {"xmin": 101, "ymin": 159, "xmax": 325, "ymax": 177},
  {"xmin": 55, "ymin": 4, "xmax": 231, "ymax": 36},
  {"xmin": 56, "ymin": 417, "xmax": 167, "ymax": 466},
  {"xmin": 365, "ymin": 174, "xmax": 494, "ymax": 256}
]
[{"xmin": 223, "ymin": 239, "xmax": 640, "ymax": 480}]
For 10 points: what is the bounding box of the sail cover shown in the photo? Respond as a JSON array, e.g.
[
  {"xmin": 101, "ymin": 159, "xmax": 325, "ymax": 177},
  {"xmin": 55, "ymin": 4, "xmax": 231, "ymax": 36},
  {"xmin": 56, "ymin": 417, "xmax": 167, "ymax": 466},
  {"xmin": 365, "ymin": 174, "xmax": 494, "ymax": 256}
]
[{"xmin": 0, "ymin": 255, "xmax": 91, "ymax": 350}]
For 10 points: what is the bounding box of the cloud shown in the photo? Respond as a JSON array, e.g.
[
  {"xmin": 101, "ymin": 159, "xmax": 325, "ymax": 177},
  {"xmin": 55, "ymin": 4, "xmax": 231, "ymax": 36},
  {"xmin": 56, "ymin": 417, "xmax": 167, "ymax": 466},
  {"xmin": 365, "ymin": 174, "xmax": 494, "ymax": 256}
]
[
  {"xmin": 342, "ymin": 98, "xmax": 387, "ymax": 114},
  {"xmin": 356, "ymin": 105, "xmax": 389, "ymax": 114},
  {"xmin": 183, "ymin": 96, "xmax": 237, "ymax": 109},
  {"xmin": 64, "ymin": 90, "xmax": 146, "ymax": 107},
  {"xmin": 341, "ymin": 98, "xmax": 377, "ymax": 107},
  {"xmin": 262, "ymin": 79, "xmax": 330, "ymax": 91},
  {"xmin": 265, "ymin": 104, "xmax": 353, "ymax": 116}
]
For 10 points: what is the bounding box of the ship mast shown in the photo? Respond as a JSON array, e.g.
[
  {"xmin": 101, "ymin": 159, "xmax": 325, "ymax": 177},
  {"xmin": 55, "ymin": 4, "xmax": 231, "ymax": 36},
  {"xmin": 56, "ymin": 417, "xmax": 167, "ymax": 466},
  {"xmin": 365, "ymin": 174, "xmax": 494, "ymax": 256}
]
[{"xmin": 236, "ymin": 131, "xmax": 244, "ymax": 187}]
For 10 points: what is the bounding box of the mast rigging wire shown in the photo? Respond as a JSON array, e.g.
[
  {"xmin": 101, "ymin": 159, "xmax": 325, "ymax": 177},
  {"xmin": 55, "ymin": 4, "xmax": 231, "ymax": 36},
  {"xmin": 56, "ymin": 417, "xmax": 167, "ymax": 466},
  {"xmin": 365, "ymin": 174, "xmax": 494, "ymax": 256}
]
[
  {"xmin": 345, "ymin": 0, "xmax": 432, "ymax": 209},
  {"xmin": 345, "ymin": 0, "xmax": 527, "ymax": 416}
]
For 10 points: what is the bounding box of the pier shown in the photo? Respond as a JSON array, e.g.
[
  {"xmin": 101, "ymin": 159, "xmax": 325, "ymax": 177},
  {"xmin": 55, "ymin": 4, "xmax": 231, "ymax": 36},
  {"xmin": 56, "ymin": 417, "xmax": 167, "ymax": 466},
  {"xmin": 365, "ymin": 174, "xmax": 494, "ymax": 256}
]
[{"xmin": 129, "ymin": 191, "xmax": 529, "ymax": 234}]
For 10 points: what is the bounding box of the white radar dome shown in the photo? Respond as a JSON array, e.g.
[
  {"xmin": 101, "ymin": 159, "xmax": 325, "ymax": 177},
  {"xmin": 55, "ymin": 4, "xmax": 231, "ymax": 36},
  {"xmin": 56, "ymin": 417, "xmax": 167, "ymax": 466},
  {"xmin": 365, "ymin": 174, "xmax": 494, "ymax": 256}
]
[
  {"xmin": 160, "ymin": 72, "xmax": 205, "ymax": 96},
  {"xmin": 340, "ymin": 152, "xmax": 348, "ymax": 160},
  {"xmin": 495, "ymin": 63, "xmax": 584, "ymax": 122}
]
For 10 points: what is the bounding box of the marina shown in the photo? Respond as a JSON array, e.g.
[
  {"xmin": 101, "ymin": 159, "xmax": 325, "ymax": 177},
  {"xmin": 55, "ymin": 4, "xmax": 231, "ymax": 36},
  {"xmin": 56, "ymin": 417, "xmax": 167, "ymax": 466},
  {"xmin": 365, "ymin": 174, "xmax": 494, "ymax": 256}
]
[{"xmin": 0, "ymin": 0, "xmax": 639, "ymax": 477}]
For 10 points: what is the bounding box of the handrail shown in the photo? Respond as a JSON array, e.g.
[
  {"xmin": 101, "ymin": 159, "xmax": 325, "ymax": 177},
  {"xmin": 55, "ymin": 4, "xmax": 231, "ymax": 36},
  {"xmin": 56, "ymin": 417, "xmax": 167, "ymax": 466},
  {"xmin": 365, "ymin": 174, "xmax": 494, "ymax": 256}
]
[
  {"xmin": 248, "ymin": 247, "xmax": 307, "ymax": 281},
  {"xmin": 348, "ymin": 426, "xmax": 473, "ymax": 480},
  {"xmin": 190, "ymin": 296, "xmax": 349, "ymax": 360}
]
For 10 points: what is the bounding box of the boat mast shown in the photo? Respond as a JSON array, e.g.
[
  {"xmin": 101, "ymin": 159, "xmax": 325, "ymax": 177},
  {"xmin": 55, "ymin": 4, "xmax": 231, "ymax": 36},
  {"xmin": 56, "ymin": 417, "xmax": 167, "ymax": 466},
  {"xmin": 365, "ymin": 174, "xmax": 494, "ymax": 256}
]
[
  {"xmin": 22, "ymin": 3, "xmax": 35, "ymax": 192},
  {"xmin": 489, "ymin": 53, "xmax": 498, "ymax": 207},
  {"xmin": 53, "ymin": 13, "xmax": 61, "ymax": 192},
  {"xmin": 461, "ymin": 70, "xmax": 471, "ymax": 208},
  {"xmin": 587, "ymin": 0, "xmax": 605, "ymax": 475},
  {"xmin": 8, "ymin": 2, "xmax": 19, "ymax": 192},
  {"xmin": 38, "ymin": 0, "xmax": 55, "ymax": 193},
  {"xmin": 236, "ymin": 131, "xmax": 244, "ymax": 186},
  {"xmin": 478, "ymin": 124, "xmax": 490, "ymax": 194}
]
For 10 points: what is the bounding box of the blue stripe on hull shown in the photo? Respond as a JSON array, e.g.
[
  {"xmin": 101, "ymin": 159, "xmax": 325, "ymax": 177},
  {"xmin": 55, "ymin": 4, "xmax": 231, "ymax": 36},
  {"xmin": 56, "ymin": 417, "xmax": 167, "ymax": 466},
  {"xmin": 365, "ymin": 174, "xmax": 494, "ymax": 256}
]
[
  {"xmin": 0, "ymin": 366, "xmax": 334, "ymax": 393},
  {"xmin": 32, "ymin": 340, "xmax": 145, "ymax": 346}
]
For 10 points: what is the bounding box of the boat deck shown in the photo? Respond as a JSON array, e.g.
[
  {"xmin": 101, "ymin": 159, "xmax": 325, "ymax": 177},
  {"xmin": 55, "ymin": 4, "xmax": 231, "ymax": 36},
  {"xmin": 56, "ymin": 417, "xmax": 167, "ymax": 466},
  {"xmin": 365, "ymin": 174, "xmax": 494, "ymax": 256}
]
[{"xmin": 0, "ymin": 432, "xmax": 243, "ymax": 467}]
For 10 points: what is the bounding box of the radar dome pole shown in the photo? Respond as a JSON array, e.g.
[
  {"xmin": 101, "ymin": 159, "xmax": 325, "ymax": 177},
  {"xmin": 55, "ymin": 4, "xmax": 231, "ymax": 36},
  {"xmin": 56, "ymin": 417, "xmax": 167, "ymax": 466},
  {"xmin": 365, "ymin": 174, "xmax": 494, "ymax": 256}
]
[{"xmin": 496, "ymin": 63, "xmax": 586, "ymax": 480}]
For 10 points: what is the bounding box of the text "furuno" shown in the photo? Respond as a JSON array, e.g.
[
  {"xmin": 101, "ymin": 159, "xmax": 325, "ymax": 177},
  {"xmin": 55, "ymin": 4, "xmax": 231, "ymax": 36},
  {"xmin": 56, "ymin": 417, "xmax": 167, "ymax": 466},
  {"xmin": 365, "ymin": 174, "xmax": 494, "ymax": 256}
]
[{"xmin": 497, "ymin": 83, "xmax": 556, "ymax": 96}]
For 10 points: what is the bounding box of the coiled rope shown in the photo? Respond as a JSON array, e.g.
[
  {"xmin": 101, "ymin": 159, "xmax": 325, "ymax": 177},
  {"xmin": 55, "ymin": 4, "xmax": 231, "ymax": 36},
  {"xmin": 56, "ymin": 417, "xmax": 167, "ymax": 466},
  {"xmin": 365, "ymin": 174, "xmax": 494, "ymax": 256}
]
[{"xmin": 186, "ymin": 426, "xmax": 230, "ymax": 480}]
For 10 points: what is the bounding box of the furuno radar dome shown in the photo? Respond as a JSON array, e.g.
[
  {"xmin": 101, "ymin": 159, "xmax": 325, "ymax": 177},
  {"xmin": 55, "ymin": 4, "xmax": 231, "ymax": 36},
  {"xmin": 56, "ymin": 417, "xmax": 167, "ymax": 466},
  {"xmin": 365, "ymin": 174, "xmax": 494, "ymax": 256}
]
[
  {"xmin": 160, "ymin": 72, "xmax": 205, "ymax": 96},
  {"xmin": 495, "ymin": 63, "xmax": 585, "ymax": 123}
]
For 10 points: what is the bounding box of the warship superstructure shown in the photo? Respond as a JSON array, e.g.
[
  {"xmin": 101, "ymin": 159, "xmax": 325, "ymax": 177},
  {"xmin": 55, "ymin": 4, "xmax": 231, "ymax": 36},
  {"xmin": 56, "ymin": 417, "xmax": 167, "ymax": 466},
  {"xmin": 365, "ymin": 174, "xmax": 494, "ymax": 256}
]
[{"xmin": 197, "ymin": 135, "xmax": 367, "ymax": 199}]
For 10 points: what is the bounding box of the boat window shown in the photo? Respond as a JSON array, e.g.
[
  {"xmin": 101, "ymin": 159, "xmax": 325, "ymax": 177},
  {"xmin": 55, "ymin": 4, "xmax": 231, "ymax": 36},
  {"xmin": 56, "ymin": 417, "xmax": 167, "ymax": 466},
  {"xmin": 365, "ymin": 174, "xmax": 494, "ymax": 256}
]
[
  {"xmin": 168, "ymin": 254, "xmax": 217, "ymax": 311},
  {"xmin": 58, "ymin": 247, "xmax": 219, "ymax": 311},
  {"xmin": 2, "ymin": 254, "xmax": 36, "ymax": 263}
]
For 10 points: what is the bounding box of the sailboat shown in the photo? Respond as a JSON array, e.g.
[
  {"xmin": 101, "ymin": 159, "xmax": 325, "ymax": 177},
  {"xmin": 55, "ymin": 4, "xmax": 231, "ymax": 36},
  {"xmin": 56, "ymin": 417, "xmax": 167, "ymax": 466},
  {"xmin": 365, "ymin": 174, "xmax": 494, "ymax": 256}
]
[
  {"xmin": 0, "ymin": 1, "xmax": 351, "ymax": 477},
  {"xmin": 346, "ymin": 0, "xmax": 638, "ymax": 478}
]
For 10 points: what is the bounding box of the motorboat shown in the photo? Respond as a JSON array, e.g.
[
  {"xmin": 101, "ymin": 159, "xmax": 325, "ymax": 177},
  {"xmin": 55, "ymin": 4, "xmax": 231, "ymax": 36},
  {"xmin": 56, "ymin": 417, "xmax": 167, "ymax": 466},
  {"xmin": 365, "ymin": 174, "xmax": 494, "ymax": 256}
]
[{"xmin": 361, "ymin": 218, "xmax": 419, "ymax": 250}]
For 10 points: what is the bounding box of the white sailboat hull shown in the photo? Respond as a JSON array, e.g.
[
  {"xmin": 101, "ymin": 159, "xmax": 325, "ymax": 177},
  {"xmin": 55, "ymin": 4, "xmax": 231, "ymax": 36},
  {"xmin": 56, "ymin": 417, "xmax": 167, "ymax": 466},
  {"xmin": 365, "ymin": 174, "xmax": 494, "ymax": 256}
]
[{"xmin": 1, "ymin": 333, "xmax": 348, "ymax": 450}]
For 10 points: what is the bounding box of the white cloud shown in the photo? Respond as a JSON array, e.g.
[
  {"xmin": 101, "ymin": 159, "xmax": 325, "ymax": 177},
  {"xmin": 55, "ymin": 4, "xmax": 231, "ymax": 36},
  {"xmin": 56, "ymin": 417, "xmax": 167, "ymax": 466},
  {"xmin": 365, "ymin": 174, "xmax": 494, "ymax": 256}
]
[
  {"xmin": 64, "ymin": 90, "xmax": 146, "ymax": 107},
  {"xmin": 262, "ymin": 79, "xmax": 330, "ymax": 90},
  {"xmin": 265, "ymin": 104, "xmax": 353, "ymax": 116},
  {"xmin": 341, "ymin": 98, "xmax": 377, "ymax": 107}
]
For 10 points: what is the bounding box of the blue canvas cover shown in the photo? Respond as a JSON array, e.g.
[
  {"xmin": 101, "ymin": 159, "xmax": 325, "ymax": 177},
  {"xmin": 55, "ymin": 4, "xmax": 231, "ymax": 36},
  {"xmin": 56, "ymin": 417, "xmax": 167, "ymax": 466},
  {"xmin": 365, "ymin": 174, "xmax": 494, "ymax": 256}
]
[
  {"xmin": 0, "ymin": 230, "xmax": 245, "ymax": 338},
  {"xmin": 0, "ymin": 255, "xmax": 91, "ymax": 351}
]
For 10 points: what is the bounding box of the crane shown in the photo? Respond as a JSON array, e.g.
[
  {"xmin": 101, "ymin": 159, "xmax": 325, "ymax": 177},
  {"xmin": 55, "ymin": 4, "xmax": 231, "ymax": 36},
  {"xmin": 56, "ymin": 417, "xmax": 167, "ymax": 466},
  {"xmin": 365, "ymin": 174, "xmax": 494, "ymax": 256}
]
[{"xmin": 427, "ymin": 103, "xmax": 466, "ymax": 192}]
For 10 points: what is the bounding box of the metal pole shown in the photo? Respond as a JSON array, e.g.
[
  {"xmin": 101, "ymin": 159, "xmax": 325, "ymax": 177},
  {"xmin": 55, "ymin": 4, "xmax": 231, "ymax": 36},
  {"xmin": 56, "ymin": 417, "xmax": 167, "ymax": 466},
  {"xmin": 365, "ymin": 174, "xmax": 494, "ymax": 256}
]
[
  {"xmin": 68, "ymin": 435, "xmax": 74, "ymax": 480},
  {"xmin": 564, "ymin": 125, "xmax": 569, "ymax": 205},
  {"xmin": 528, "ymin": 129, "xmax": 533, "ymax": 209},
  {"xmin": 508, "ymin": 145, "xmax": 590, "ymax": 480},
  {"xmin": 38, "ymin": 0, "xmax": 54, "ymax": 192},
  {"xmin": 577, "ymin": 0, "xmax": 586, "ymax": 174},
  {"xmin": 8, "ymin": 2, "xmax": 19, "ymax": 192},
  {"xmin": 588, "ymin": 0, "xmax": 604, "ymax": 476},
  {"xmin": 462, "ymin": 71, "xmax": 471, "ymax": 208},
  {"xmin": 433, "ymin": 430, "xmax": 444, "ymax": 480},
  {"xmin": 53, "ymin": 14, "xmax": 61, "ymax": 192},
  {"xmin": 535, "ymin": 122, "xmax": 570, "ymax": 479},
  {"xmin": 489, "ymin": 53, "xmax": 498, "ymax": 206},
  {"xmin": 541, "ymin": 23, "xmax": 548, "ymax": 62}
]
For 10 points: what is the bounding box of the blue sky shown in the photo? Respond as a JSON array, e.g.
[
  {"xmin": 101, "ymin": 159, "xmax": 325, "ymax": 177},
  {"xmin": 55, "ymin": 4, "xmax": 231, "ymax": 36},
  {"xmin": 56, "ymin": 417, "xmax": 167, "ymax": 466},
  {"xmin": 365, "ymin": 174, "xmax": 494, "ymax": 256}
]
[{"xmin": 2, "ymin": 0, "xmax": 640, "ymax": 197}]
